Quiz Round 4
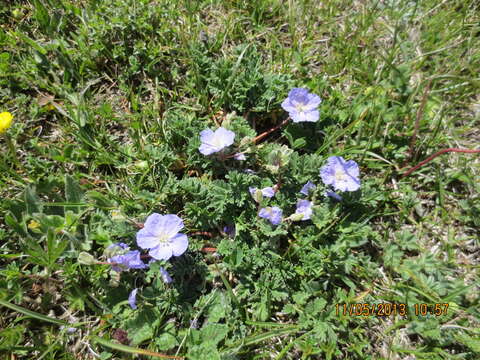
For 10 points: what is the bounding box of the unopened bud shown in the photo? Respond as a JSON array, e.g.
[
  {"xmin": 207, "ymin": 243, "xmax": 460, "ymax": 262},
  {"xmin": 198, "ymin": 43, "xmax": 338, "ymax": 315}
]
[{"xmin": 78, "ymin": 252, "xmax": 96, "ymax": 265}]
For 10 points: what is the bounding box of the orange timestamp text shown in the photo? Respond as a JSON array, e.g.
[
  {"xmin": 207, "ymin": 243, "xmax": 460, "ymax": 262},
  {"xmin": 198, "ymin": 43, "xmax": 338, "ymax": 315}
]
[{"xmin": 335, "ymin": 303, "xmax": 449, "ymax": 317}]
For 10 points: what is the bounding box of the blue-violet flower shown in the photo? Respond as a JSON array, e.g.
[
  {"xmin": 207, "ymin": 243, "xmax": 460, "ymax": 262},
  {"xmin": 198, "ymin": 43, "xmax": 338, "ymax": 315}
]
[
  {"xmin": 300, "ymin": 181, "xmax": 316, "ymax": 195},
  {"xmin": 233, "ymin": 153, "xmax": 246, "ymax": 161},
  {"xmin": 128, "ymin": 288, "xmax": 138, "ymax": 309},
  {"xmin": 326, "ymin": 190, "xmax": 342, "ymax": 201},
  {"xmin": 136, "ymin": 213, "xmax": 189, "ymax": 261},
  {"xmin": 223, "ymin": 224, "xmax": 236, "ymax": 238},
  {"xmin": 160, "ymin": 267, "xmax": 173, "ymax": 284},
  {"xmin": 259, "ymin": 206, "xmax": 283, "ymax": 225},
  {"xmin": 281, "ymin": 88, "xmax": 322, "ymax": 123},
  {"xmin": 249, "ymin": 186, "xmax": 275, "ymax": 201},
  {"xmin": 320, "ymin": 156, "xmax": 360, "ymax": 192},
  {"xmin": 109, "ymin": 250, "xmax": 147, "ymax": 272},
  {"xmin": 199, "ymin": 127, "xmax": 235, "ymax": 155},
  {"xmin": 294, "ymin": 200, "xmax": 313, "ymax": 221}
]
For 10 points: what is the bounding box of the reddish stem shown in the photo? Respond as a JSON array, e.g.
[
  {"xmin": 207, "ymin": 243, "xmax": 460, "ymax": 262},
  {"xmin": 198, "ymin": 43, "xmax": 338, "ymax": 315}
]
[
  {"xmin": 405, "ymin": 80, "xmax": 431, "ymax": 166},
  {"xmin": 96, "ymin": 261, "xmax": 114, "ymax": 265},
  {"xmin": 401, "ymin": 148, "xmax": 480, "ymax": 178},
  {"xmin": 252, "ymin": 118, "xmax": 290, "ymax": 144},
  {"xmin": 127, "ymin": 220, "xmax": 144, "ymax": 229},
  {"xmin": 190, "ymin": 231, "xmax": 214, "ymax": 238},
  {"xmin": 201, "ymin": 247, "xmax": 217, "ymax": 253}
]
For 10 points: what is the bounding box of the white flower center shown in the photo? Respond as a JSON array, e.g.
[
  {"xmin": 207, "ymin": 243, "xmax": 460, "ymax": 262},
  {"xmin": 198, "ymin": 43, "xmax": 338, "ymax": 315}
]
[
  {"xmin": 157, "ymin": 232, "xmax": 170, "ymax": 243},
  {"xmin": 335, "ymin": 169, "xmax": 346, "ymax": 181},
  {"xmin": 295, "ymin": 103, "xmax": 306, "ymax": 113}
]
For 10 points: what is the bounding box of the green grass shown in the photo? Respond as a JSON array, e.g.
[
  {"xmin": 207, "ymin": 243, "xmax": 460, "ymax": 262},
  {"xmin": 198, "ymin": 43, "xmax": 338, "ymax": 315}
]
[{"xmin": 1, "ymin": 0, "xmax": 479, "ymax": 359}]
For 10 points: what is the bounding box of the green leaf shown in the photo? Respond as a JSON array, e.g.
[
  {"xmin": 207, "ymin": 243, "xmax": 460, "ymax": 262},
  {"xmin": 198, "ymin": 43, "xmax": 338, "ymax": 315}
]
[
  {"xmin": 78, "ymin": 251, "xmax": 96, "ymax": 265},
  {"xmin": 24, "ymin": 186, "xmax": 42, "ymax": 215},
  {"xmin": 0, "ymin": 326, "xmax": 25, "ymax": 350},
  {"xmin": 46, "ymin": 227, "xmax": 68, "ymax": 269},
  {"xmin": 4, "ymin": 212, "xmax": 28, "ymax": 237},
  {"xmin": 91, "ymin": 336, "xmax": 182, "ymax": 359},
  {"xmin": 293, "ymin": 138, "xmax": 307, "ymax": 149},
  {"xmin": 126, "ymin": 309, "xmax": 160, "ymax": 345},
  {"xmin": 455, "ymin": 334, "xmax": 480, "ymax": 353},
  {"xmin": 155, "ymin": 332, "xmax": 178, "ymax": 352},
  {"xmin": 14, "ymin": 31, "xmax": 47, "ymax": 55},
  {"xmin": 0, "ymin": 299, "xmax": 69, "ymax": 326},
  {"xmin": 204, "ymin": 323, "xmax": 228, "ymax": 346},
  {"xmin": 65, "ymin": 175, "xmax": 84, "ymax": 213}
]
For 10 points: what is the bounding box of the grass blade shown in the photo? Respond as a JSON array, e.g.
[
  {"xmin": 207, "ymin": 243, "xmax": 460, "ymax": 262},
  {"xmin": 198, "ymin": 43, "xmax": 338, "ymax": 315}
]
[
  {"xmin": 0, "ymin": 299, "xmax": 69, "ymax": 326},
  {"xmin": 91, "ymin": 336, "xmax": 184, "ymax": 359}
]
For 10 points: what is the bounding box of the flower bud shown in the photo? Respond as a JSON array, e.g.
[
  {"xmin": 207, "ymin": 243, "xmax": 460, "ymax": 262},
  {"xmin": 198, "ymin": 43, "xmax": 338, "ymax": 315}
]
[
  {"xmin": 78, "ymin": 252, "xmax": 96, "ymax": 265},
  {"xmin": 287, "ymin": 213, "xmax": 305, "ymax": 222}
]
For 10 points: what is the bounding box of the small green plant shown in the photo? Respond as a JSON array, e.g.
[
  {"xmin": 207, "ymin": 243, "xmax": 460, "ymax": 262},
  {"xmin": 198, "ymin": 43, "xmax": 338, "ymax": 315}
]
[{"xmin": 1, "ymin": 0, "xmax": 479, "ymax": 359}]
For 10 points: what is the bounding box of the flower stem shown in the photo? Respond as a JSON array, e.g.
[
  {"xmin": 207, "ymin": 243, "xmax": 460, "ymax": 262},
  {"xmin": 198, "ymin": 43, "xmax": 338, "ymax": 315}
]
[
  {"xmin": 252, "ymin": 117, "xmax": 290, "ymax": 144},
  {"xmin": 190, "ymin": 231, "xmax": 214, "ymax": 238},
  {"xmin": 96, "ymin": 261, "xmax": 114, "ymax": 265},
  {"xmin": 3, "ymin": 134, "xmax": 21, "ymax": 169},
  {"xmin": 401, "ymin": 148, "xmax": 480, "ymax": 178}
]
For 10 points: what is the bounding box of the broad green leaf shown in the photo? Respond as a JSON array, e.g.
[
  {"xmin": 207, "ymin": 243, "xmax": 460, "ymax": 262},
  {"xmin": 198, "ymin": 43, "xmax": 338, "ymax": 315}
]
[{"xmin": 24, "ymin": 186, "xmax": 42, "ymax": 215}]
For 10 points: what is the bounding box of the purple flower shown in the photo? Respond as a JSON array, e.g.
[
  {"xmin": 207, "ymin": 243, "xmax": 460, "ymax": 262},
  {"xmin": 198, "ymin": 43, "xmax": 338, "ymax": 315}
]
[
  {"xmin": 223, "ymin": 224, "xmax": 236, "ymax": 238},
  {"xmin": 244, "ymin": 169, "xmax": 256, "ymax": 174},
  {"xmin": 128, "ymin": 288, "xmax": 138, "ymax": 309},
  {"xmin": 320, "ymin": 156, "xmax": 360, "ymax": 192},
  {"xmin": 326, "ymin": 190, "xmax": 342, "ymax": 201},
  {"xmin": 136, "ymin": 213, "xmax": 189, "ymax": 261},
  {"xmin": 108, "ymin": 250, "xmax": 147, "ymax": 272},
  {"xmin": 104, "ymin": 242, "xmax": 130, "ymax": 259},
  {"xmin": 249, "ymin": 186, "xmax": 275, "ymax": 201},
  {"xmin": 107, "ymin": 242, "xmax": 129, "ymax": 250},
  {"xmin": 189, "ymin": 319, "xmax": 199, "ymax": 329},
  {"xmin": 160, "ymin": 267, "xmax": 173, "ymax": 283},
  {"xmin": 60, "ymin": 326, "xmax": 77, "ymax": 334},
  {"xmin": 199, "ymin": 127, "xmax": 235, "ymax": 155},
  {"xmin": 300, "ymin": 181, "xmax": 316, "ymax": 195},
  {"xmin": 259, "ymin": 206, "xmax": 283, "ymax": 225},
  {"xmin": 281, "ymin": 88, "xmax": 322, "ymax": 123},
  {"xmin": 294, "ymin": 200, "xmax": 313, "ymax": 221},
  {"xmin": 233, "ymin": 153, "xmax": 246, "ymax": 161}
]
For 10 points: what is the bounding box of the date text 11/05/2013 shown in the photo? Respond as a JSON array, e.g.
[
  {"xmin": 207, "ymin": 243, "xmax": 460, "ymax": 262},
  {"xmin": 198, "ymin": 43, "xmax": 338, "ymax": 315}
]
[{"xmin": 335, "ymin": 303, "xmax": 449, "ymax": 317}]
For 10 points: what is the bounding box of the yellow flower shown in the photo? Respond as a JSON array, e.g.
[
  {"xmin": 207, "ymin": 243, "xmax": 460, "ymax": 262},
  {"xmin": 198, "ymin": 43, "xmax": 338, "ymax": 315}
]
[
  {"xmin": 0, "ymin": 112, "xmax": 13, "ymax": 134},
  {"xmin": 28, "ymin": 220, "xmax": 41, "ymax": 230}
]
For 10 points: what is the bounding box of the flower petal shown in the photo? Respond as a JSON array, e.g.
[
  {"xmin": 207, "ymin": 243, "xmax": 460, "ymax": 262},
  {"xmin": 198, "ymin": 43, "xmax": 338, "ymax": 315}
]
[
  {"xmin": 200, "ymin": 129, "xmax": 215, "ymax": 142},
  {"xmin": 160, "ymin": 267, "xmax": 173, "ymax": 283},
  {"xmin": 326, "ymin": 190, "xmax": 342, "ymax": 201},
  {"xmin": 158, "ymin": 214, "xmax": 184, "ymax": 238},
  {"xmin": 142, "ymin": 213, "xmax": 165, "ymax": 236},
  {"xmin": 214, "ymin": 127, "xmax": 235, "ymax": 148},
  {"xmin": 128, "ymin": 288, "xmax": 138, "ymax": 309},
  {"xmin": 233, "ymin": 153, "xmax": 246, "ymax": 161},
  {"xmin": 344, "ymin": 160, "xmax": 360, "ymax": 178},
  {"xmin": 149, "ymin": 244, "xmax": 173, "ymax": 261},
  {"xmin": 199, "ymin": 129, "xmax": 219, "ymax": 155},
  {"xmin": 320, "ymin": 166, "xmax": 335, "ymax": 186},
  {"xmin": 303, "ymin": 109, "xmax": 320, "ymax": 122},
  {"xmin": 261, "ymin": 187, "xmax": 275, "ymax": 198},
  {"xmin": 199, "ymin": 143, "xmax": 219, "ymax": 155},
  {"xmin": 169, "ymin": 233, "xmax": 189, "ymax": 256},
  {"xmin": 300, "ymin": 181, "xmax": 316, "ymax": 195},
  {"xmin": 281, "ymin": 98, "xmax": 296, "ymax": 113},
  {"xmin": 136, "ymin": 229, "xmax": 160, "ymax": 250},
  {"xmin": 270, "ymin": 207, "xmax": 283, "ymax": 225},
  {"xmin": 304, "ymin": 93, "xmax": 322, "ymax": 110}
]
